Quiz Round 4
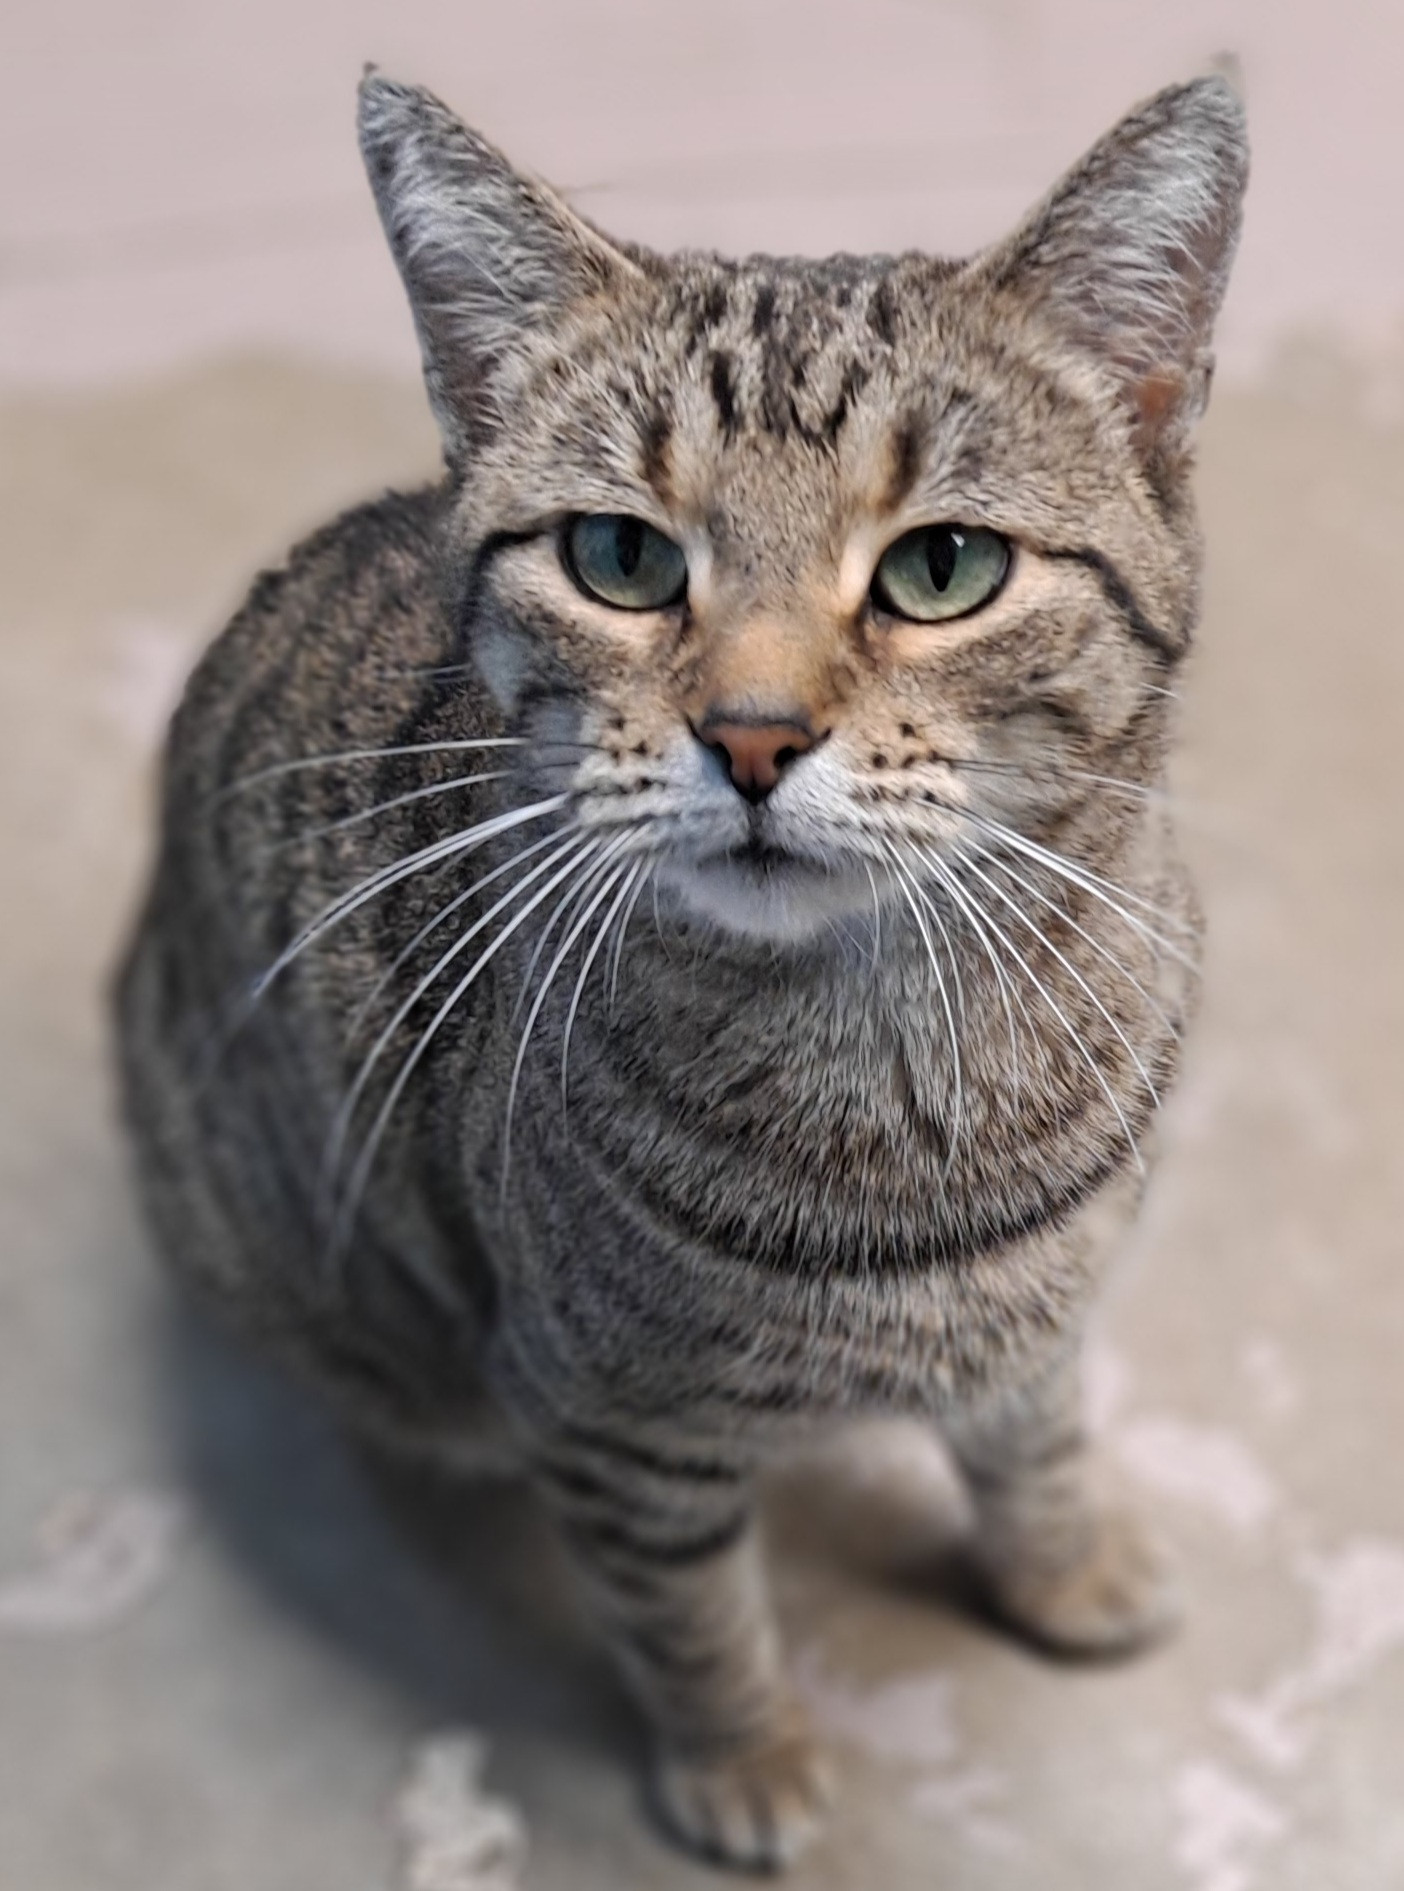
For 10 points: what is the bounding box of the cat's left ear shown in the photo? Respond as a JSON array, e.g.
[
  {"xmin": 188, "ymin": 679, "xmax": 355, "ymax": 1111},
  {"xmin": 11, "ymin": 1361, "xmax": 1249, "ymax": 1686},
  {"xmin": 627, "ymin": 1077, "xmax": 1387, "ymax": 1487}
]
[
  {"xmin": 973, "ymin": 76, "xmax": 1248, "ymax": 460},
  {"xmin": 358, "ymin": 70, "xmax": 641, "ymax": 466}
]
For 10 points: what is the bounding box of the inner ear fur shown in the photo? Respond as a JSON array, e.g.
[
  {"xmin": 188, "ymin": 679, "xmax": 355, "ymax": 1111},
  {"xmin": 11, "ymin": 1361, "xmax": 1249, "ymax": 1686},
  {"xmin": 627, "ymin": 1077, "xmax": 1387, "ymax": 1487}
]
[
  {"xmin": 971, "ymin": 76, "xmax": 1248, "ymax": 461},
  {"xmin": 358, "ymin": 70, "xmax": 641, "ymax": 464}
]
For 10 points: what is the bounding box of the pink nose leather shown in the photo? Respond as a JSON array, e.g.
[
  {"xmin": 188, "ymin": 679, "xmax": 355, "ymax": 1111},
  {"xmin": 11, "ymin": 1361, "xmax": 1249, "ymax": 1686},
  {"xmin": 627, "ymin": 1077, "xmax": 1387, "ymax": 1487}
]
[{"xmin": 698, "ymin": 720, "xmax": 816, "ymax": 801}]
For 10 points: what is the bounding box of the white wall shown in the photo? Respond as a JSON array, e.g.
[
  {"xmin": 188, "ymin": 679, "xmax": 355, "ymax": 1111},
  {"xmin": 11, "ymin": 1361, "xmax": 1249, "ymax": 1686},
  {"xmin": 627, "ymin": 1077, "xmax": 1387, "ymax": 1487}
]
[{"xmin": 3, "ymin": 0, "xmax": 1401, "ymax": 385}]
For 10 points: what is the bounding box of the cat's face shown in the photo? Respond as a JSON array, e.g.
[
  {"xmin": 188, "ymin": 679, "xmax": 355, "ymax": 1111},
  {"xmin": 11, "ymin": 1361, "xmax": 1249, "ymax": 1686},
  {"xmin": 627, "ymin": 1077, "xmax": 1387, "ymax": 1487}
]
[
  {"xmin": 458, "ymin": 256, "xmax": 1189, "ymax": 941},
  {"xmin": 361, "ymin": 73, "xmax": 1246, "ymax": 942}
]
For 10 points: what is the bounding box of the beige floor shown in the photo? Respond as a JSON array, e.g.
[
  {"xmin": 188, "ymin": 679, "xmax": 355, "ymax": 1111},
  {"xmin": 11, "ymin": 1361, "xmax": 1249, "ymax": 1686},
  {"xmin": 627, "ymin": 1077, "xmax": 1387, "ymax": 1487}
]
[
  {"xmin": 4, "ymin": 5, "xmax": 1404, "ymax": 1889},
  {"xmin": 3, "ymin": 346, "xmax": 1404, "ymax": 1891}
]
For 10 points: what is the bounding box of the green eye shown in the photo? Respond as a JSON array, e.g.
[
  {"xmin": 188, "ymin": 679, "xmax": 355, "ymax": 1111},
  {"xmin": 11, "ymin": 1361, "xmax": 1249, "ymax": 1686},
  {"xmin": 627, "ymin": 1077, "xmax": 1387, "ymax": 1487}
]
[
  {"xmin": 565, "ymin": 514, "xmax": 687, "ymax": 610},
  {"xmin": 872, "ymin": 524, "xmax": 1010, "ymax": 623}
]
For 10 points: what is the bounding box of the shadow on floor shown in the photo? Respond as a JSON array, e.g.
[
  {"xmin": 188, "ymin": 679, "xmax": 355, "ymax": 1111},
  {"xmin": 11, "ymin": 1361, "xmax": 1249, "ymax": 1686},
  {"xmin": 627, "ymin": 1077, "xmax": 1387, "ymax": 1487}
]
[
  {"xmin": 155, "ymin": 1289, "xmax": 642, "ymax": 1761},
  {"xmin": 154, "ymin": 1279, "xmax": 995, "ymax": 1805}
]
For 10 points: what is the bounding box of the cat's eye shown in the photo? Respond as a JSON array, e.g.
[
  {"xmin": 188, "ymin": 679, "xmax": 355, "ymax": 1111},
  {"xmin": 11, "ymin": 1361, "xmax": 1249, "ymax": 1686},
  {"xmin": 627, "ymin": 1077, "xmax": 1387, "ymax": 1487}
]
[
  {"xmin": 564, "ymin": 514, "xmax": 688, "ymax": 611},
  {"xmin": 871, "ymin": 524, "xmax": 1010, "ymax": 624}
]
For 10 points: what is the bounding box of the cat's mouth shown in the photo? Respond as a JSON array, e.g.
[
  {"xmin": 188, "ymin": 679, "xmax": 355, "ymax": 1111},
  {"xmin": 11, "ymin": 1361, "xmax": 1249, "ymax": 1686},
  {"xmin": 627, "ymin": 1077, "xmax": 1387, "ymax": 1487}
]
[
  {"xmin": 707, "ymin": 815, "xmax": 836, "ymax": 883},
  {"xmin": 663, "ymin": 824, "xmax": 872, "ymax": 943},
  {"xmin": 725, "ymin": 833, "xmax": 801, "ymax": 873}
]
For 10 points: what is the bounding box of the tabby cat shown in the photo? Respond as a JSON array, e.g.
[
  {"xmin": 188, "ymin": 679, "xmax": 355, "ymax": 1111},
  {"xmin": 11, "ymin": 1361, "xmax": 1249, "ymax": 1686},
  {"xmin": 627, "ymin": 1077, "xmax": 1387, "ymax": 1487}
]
[{"xmin": 115, "ymin": 69, "xmax": 1247, "ymax": 1869}]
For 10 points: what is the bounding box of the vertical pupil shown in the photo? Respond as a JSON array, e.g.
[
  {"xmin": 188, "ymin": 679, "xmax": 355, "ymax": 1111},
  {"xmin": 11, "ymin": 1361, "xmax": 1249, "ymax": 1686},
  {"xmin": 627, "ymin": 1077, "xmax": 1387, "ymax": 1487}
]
[
  {"xmin": 925, "ymin": 529, "xmax": 958, "ymax": 593},
  {"xmin": 615, "ymin": 517, "xmax": 644, "ymax": 578}
]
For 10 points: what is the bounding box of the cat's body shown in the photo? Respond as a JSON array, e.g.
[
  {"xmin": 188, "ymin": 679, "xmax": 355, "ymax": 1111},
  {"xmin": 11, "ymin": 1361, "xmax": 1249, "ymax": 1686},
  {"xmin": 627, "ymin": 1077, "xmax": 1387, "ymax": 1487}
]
[
  {"xmin": 120, "ymin": 478, "xmax": 1186, "ymax": 1429},
  {"xmin": 116, "ymin": 73, "xmax": 1245, "ymax": 1868}
]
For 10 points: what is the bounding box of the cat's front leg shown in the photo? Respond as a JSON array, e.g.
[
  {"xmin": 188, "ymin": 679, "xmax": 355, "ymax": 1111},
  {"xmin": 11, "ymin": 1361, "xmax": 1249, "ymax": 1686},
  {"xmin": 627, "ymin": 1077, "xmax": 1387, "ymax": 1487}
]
[
  {"xmin": 529, "ymin": 1428, "xmax": 830, "ymax": 1869},
  {"xmin": 944, "ymin": 1348, "xmax": 1180, "ymax": 1658}
]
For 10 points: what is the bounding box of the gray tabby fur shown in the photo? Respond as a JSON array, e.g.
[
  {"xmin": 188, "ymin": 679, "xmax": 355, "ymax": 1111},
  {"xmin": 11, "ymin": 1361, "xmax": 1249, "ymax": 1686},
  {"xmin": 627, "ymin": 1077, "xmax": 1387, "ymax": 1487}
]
[{"xmin": 115, "ymin": 70, "xmax": 1247, "ymax": 1869}]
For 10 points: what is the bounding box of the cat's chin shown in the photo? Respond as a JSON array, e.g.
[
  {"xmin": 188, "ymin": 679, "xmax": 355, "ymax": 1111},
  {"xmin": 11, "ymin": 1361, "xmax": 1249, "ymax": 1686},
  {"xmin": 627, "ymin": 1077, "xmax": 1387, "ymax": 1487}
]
[{"xmin": 660, "ymin": 849, "xmax": 874, "ymax": 946}]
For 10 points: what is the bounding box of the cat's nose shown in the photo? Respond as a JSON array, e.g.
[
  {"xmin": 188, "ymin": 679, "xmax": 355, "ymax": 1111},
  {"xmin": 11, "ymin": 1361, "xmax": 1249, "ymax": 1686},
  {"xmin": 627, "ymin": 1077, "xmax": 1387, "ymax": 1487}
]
[{"xmin": 694, "ymin": 716, "xmax": 819, "ymax": 803}]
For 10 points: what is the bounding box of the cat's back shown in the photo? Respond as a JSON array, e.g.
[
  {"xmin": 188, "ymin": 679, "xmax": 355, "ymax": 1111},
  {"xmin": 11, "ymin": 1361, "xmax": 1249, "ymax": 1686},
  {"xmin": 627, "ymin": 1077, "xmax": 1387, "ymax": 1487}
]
[
  {"xmin": 164, "ymin": 482, "xmax": 456, "ymax": 812},
  {"xmin": 120, "ymin": 481, "xmax": 467, "ymax": 1065},
  {"xmin": 113, "ymin": 480, "xmax": 501, "ymax": 1368}
]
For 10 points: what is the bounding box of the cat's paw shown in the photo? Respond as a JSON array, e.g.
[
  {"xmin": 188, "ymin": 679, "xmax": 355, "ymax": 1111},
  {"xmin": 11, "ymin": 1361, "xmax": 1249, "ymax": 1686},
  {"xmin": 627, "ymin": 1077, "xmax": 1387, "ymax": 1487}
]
[
  {"xmin": 974, "ymin": 1504, "xmax": 1181, "ymax": 1660},
  {"xmin": 653, "ymin": 1707, "xmax": 832, "ymax": 1872}
]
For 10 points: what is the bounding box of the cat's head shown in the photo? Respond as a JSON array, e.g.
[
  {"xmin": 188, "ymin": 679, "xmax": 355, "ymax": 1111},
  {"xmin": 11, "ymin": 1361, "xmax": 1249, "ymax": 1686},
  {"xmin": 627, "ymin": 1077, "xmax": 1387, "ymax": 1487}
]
[{"xmin": 360, "ymin": 72, "xmax": 1246, "ymax": 943}]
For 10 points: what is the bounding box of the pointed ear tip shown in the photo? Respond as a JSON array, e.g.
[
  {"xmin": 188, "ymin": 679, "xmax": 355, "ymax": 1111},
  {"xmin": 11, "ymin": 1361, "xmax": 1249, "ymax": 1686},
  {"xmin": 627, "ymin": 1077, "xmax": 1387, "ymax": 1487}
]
[
  {"xmin": 1201, "ymin": 53, "xmax": 1246, "ymax": 101},
  {"xmin": 1195, "ymin": 70, "xmax": 1247, "ymax": 127},
  {"xmin": 1172, "ymin": 71, "xmax": 1249, "ymax": 145},
  {"xmin": 356, "ymin": 67, "xmax": 425, "ymax": 127},
  {"xmin": 1189, "ymin": 76, "xmax": 1250, "ymax": 198},
  {"xmin": 1128, "ymin": 73, "xmax": 1248, "ymax": 192},
  {"xmin": 357, "ymin": 68, "xmax": 395, "ymax": 121}
]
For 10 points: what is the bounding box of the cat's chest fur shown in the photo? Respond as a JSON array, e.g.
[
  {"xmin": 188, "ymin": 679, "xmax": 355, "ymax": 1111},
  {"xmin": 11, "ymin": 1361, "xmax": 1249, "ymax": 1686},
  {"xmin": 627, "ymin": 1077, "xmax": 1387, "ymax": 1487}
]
[
  {"xmin": 434, "ymin": 913, "xmax": 1172, "ymax": 1408},
  {"xmin": 446, "ymin": 939, "xmax": 1141, "ymax": 1428}
]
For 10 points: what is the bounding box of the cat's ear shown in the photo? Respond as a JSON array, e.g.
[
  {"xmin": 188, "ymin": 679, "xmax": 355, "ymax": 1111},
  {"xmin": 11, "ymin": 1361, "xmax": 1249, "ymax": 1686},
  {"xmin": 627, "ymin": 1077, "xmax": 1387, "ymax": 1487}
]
[
  {"xmin": 975, "ymin": 76, "xmax": 1248, "ymax": 459},
  {"xmin": 358, "ymin": 70, "xmax": 640, "ymax": 465}
]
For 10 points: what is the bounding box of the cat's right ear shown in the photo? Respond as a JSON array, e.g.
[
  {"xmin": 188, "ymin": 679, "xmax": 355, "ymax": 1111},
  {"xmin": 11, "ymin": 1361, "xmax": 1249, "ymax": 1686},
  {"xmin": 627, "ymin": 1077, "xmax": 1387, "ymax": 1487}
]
[
  {"xmin": 970, "ymin": 75, "xmax": 1248, "ymax": 465},
  {"xmin": 358, "ymin": 71, "xmax": 640, "ymax": 466}
]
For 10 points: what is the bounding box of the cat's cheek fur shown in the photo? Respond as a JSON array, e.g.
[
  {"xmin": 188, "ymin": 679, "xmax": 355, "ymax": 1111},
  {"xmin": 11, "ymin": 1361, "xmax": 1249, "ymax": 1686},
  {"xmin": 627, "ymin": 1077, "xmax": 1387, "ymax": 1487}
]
[{"xmin": 472, "ymin": 616, "xmax": 536, "ymax": 715}]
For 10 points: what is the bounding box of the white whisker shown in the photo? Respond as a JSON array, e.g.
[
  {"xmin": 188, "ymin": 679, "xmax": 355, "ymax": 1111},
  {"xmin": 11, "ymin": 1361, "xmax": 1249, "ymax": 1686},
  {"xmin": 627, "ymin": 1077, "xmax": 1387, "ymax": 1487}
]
[
  {"xmin": 608, "ymin": 859, "xmax": 654, "ymax": 1016},
  {"xmin": 650, "ymin": 873, "xmax": 672, "ymax": 957},
  {"xmin": 969, "ymin": 841, "xmax": 1176, "ymax": 1036},
  {"xmin": 345, "ymin": 824, "xmax": 575, "ymax": 1042},
  {"xmin": 945, "ymin": 862, "xmax": 1145, "ymax": 1173},
  {"xmin": 964, "ymin": 811, "xmax": 1199, "ymax": 964},
  {"xmin": 328, "ymin": 836, "xmax": 610, "ymax": 1258},
  {"xmin": 215, "ymin": 736, "xmax": 536, "ymax": 800},
  {"xmin": 956, "ymin": 758, "xmax": 1161, "ymax": 804},
  {"xmin": 320, "ymin": 830, "xmax": 599, "ymax": 1227},
  {"xmin": 277, "ymin": 767, "xmax": 521, "ymax": 849},
  {"xmin": 246, "ymin": 794, "xmax": 573, "ymax": 1011},
  {"xmin": 919, "ymin": 849, "xmax": 1026, "ymax": 1088},
  {"xmin": 960, "ymin": 854, "xmax": 1161, "ymax": 1112},
  {"xmin": 905, "ymin": 854, "xmax": 968, "ymax": 1026},
  {"xmin": 499, "ymin": 836, "xmax": 639, "ymax": 1192},
  {"xmin": 197, "ymin": 794, "xmax": 574, "ymax": 1087},
  {"xmin": 883, "ymin": 843, "xmax": 963, "ymax": 1181},
  {"xmin": 562, "ymin": 857, "xmax": 646, "ymax": 1102},
  {"xmin": 1055, "ymin": 768, "xmax": 1159, "ymax": 802},
  {"xmin": 952, "ymin": 866, "xmax": 1060, "ymax": 1090},
  {"xmin": 510, "ymin": 835, "xmax": 616, "ymax": 1024},
  {"xmin": 862, "ymin": 859, "xmax": 882, "ymax": 974}
]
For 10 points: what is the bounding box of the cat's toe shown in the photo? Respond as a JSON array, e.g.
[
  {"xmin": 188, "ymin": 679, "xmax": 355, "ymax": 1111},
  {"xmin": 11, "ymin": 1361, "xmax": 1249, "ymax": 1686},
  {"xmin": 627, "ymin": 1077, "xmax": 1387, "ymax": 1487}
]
[
  {"xmin": 654, "ymin": 1709, "xmax": 832, "ymax": 1872},
  {"xmin": 975, "ymin": 1504, "xmax": 1181, "ymax": 1660}
]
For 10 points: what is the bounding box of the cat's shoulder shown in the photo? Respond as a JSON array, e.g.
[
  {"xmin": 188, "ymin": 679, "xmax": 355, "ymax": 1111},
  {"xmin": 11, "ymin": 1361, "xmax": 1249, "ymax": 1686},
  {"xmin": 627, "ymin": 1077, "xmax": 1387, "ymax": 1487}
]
[
  {"xmin": 165, "ymin": 480, "xmax": 455, "ymax": 795},
  {"xmin": 237, "ymin": 480, "xmax": 451, "ymax": 632}
]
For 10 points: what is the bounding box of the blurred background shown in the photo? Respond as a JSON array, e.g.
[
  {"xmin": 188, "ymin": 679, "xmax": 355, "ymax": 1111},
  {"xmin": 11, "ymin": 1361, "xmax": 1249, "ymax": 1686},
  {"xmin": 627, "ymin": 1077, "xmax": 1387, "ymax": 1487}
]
[{"xmin": 3, "ymin": 4, "xmax": 1403, "ymax": 1889}]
